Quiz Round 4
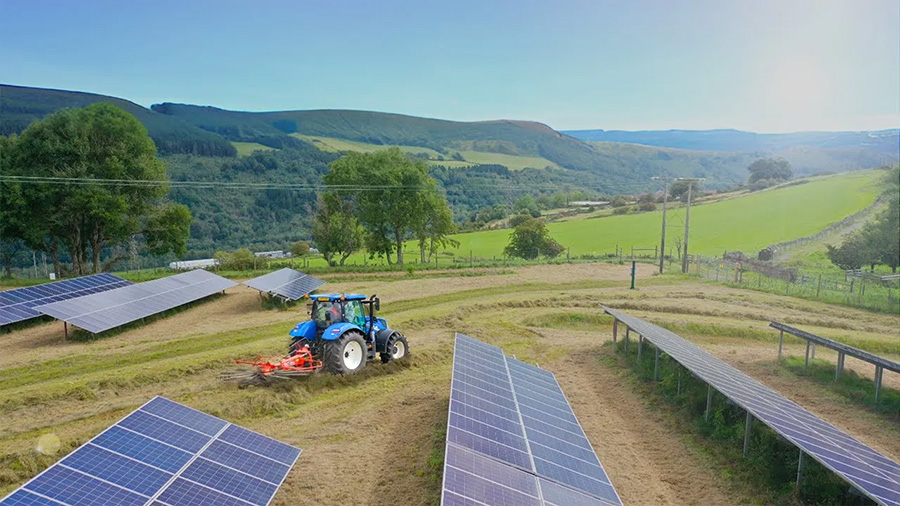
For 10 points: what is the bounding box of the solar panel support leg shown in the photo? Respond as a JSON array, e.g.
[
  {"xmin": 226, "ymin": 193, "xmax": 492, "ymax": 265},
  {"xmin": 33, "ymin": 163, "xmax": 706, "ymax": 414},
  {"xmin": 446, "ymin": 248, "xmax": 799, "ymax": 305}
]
[
  {"xmin": 874, "ymin": 366, "xmax": 883, "ymax": 404},
  {"xmin": 613, "ymin": 319, "xmax": 618, "ymax": 342},
  {"xmin": 796, "ymin": 451, "xmax": 806, "ymax": 488},
  {"xmin": 804, "ymin": 340, "xmax": 811, "ymax": 369},
  {"xmin": 835, "ymin": 352, "xmax": 844, "ymax": 382},
  {"xmin": 638, "ymin": 335, "xmax": 643, "ymax": 361},
  {"xmin": 778, "ymin": 330, "xmax": 784, "ymax": 359},
  {"xmin": 64, "ymin": 322, "xmax": 68, "ymax": 341},
  {"xmin": 811, "ymin": 343, "xmax": 816, "ymax": 359},
  {"xmin": 677, "ymin": 370, "xmax": 682, "ymax": 395},
  {"xmin": 743, "ymin": 412, "xmax": 752, "ymax": 457},
  {"xmin": 654, "ymin": 348, "xmax": 660, "ymax": 381},
  {"xmin": 625, "ymin": 328, "xmax": 630, "ymax": 352},
  {"xmin": 705, "ymin": 385, "xmax": 713, "ymax": 422}
]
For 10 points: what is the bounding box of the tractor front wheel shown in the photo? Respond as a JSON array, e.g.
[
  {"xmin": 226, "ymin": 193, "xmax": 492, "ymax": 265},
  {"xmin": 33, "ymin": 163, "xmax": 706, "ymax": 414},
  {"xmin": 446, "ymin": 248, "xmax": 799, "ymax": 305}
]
[
  {"xmin": 325, "ymin": 331, "xmax": 367, "ymax": 375},
  {"xmin": 380, "ymin": 334, "xmax": 409, "ymax": 364}
]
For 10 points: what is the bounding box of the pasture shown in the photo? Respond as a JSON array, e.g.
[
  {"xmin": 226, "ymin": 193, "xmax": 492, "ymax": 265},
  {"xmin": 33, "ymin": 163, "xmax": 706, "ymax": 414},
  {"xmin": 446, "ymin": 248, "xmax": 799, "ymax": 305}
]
[
  {"xmin": 447, "ymin": 170, "xmax": 881, "ymax": 259},
  {"xmin": 1, "ymin": 262, "xmax": 897, "ymax": 505}
]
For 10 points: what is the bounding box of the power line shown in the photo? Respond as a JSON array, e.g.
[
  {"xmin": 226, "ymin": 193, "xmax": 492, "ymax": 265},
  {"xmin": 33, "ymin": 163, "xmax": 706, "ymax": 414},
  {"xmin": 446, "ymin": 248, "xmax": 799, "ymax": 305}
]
[{"xmin": 0, "ymin": 175, "xmax": 662, "ymax": 193}]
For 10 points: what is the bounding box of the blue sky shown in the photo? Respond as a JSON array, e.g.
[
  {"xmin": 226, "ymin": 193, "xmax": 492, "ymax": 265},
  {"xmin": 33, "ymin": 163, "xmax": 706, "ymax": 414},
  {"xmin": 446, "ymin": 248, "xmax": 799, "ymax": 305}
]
[{"xmin": 1, "ymin": 0, "xmax": 897, "ymax": 132}]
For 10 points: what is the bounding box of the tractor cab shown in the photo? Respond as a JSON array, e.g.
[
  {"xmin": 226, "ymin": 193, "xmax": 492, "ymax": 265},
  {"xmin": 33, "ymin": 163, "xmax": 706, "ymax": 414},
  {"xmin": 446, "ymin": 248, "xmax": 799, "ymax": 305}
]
[{"xmin": 310, "ymin": 294, "xmax": 368, "ymax": 330}]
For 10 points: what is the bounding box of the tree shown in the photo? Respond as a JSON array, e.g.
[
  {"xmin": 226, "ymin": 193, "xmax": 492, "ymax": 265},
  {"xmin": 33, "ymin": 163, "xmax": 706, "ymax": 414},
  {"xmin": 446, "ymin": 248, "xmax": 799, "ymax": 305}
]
[
  {"xmin": 311, "ymin": 194, "xmax": 363, "ymax": 266},
  {"xmin": 290, "ymin": 241, "xmax": 311, "ymax": 258},
  {"xmin": 513, "ymin": 195, "xmax": 541, "ymax": 217},
  {"xmin": 826, "ymin": 237, "xmax": 867, "ymax": 270},
  {"xmin": 325, "ymin": 148, "xmax": 451, "ymax": 265},
  {"xmin": 415, "ymin": 191, "xmax": 459, "ymax": 263},
  {"xmin": 670, "ymin": 180, "xmax": 701, "ymax": 200},
  {"xmin": 826, "ymin": 166, "xmax": 900, "ymax": 272},
  {"xmin": 144, "ymin": 204, "xmax": 192, "ymax": 258},
  {"xmin": 860, "ymin": 167, "xmax": 899, "ymax": 272},
  {"xmin": 6, "ymin": 103, "xmax": 190, "ymax": 276},
  {"xmin": 0, "ymin": 135, "xmax": 28, "ymax": 277},
  {"xmin": 747, "ymin": 158, "xmax": 793, "ymax": 184},
  {"xmin": 503, "ymin": 218, "xmax": 564, "ymax": 260}
]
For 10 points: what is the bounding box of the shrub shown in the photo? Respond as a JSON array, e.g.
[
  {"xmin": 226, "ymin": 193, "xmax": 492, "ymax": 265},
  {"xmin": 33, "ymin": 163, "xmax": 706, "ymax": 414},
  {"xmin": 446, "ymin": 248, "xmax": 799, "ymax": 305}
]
[
  {"xmin": 613, "ymin": 207, "xmax": 629, "ymax": 215},
  {"xmin": 638, "ymin": 202, "xmax": 657, "ymax": 212},
  {"xmin": 213, "ymin": 248, "xmax": 255, "ymax": 270}
]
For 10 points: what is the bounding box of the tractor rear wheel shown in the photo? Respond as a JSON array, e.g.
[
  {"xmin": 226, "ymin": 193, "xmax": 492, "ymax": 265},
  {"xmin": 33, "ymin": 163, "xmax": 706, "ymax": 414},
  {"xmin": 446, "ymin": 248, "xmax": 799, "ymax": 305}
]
[
  {"xmin": 325, "ymin": 331, "xmax": 367, "ymax": 375},
  {"xmin": 380, "ymin": 334, "xmax": 409, "ymax": 364}
]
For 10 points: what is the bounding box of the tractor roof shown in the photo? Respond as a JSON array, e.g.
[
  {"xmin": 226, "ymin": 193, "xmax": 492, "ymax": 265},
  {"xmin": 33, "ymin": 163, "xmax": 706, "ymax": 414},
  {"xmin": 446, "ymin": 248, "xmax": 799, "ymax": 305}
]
[{"xmin": 311, "ymin": 293, "xmax": 367, "ymax": 301}]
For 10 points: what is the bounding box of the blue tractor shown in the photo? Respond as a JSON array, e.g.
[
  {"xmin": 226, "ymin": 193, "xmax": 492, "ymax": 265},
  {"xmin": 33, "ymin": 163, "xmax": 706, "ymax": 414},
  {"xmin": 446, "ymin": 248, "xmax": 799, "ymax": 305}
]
[{"xmin": 288, "ymin": 294, "xmax": 409, "ymax": 375}]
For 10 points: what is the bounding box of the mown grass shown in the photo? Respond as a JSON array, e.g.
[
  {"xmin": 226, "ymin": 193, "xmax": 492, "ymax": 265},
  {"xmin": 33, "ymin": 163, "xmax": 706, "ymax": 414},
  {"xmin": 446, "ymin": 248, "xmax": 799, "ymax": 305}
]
[
  {"xmin": 611, "ymin": 340, "xmax": 877, "ymax": 505},
  {"xmin": 781, "ymin": 357, "xmax": 900, "ymax": 422}
]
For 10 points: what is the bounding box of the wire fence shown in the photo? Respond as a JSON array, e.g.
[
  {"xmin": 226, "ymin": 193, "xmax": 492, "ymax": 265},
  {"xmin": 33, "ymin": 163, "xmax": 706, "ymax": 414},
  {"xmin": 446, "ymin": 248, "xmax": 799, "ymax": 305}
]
[{"xmin": 689, "ymin": 255, "xmax": 900, "ymax": 314}]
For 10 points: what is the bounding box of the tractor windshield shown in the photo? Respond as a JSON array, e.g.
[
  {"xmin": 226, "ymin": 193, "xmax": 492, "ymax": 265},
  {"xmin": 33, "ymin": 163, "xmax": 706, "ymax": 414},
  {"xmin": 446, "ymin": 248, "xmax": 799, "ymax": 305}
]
[
  {"xmin": 344, "ymin": 300, "xmax": 366, "ymax": 327},
  {"xmin": 312, "ymin": 301, "xmax": 341, "ymax": 328}
]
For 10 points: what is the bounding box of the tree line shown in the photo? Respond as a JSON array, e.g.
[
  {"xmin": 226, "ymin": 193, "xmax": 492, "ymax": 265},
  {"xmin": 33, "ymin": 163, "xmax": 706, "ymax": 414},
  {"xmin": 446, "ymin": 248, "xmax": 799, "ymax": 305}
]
[{"xmin": 0, "ymin": 104, "xmax": 192, "ymax": 277}]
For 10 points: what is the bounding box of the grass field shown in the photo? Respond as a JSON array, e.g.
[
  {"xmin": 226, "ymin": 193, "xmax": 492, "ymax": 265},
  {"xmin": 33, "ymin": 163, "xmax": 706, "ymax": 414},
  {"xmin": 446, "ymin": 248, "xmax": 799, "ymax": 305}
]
[
  {"xmin": 231, "ymin": 141, "xmax": 277, "ymax": 156},
  {"xmin": 447, "ymin": 170, "xmax": 882, "ymax": 258},
  {"xmin": 1, "ymin": 263, "xmax": 897, "ymax": 505}
]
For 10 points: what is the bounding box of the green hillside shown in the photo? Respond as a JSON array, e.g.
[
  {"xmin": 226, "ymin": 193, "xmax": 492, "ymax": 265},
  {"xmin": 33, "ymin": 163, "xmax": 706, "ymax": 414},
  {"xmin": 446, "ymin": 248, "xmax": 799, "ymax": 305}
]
[
  {"xmin": 445, "ymin": 170, "xmax": 882, "ymax": 259},
  {"xmin": 147, "ymin": 103, "xmax": 751, "ymax": 187},
  {"xmin": 0, "ymin": 85, "xmax": 236, "ymax": 156}
]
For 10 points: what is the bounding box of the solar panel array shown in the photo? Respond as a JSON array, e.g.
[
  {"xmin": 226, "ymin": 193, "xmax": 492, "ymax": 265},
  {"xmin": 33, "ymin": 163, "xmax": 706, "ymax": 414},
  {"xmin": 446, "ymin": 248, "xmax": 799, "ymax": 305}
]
[
  {"xmin": 35, "ymin": 269, "xmax": 238, "ymax": 333},
  {"xmin": 0, "ymin": 396, "xmax": 301, "ymax": 506},
  {"xmin": 243, "ymin": 268, "xmax": 325, "ymax": 301},
  {"xmin": 443, "ymin": 333, "xmax": 622, "ymax": 506},
  {"xmin": 0, "ymin": 273, "xmax": 131, "ymax": 326},
  {"xmin": 604, "ymin": 306, "xmax": 900, "ymax": 506}
]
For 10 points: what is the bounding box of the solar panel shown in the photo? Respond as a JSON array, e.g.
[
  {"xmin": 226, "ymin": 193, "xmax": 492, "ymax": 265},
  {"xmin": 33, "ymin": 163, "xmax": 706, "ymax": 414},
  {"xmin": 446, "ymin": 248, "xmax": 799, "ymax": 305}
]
[
  {"xmin": 0, "ymin": 273, "xmax": 131, "ymax": 326},
  {"xmin": 603, "ymin": 306, "xmax": 900, "ymax": 506},
  {"xmin": 243, "ymin": 268, "xmax": 325, "ymax": 301},
  {"xmin": 0, "ymin": 396, "xmax": 301, "ymax": 506},
  {"xmin": 444, "ymin": 333, "xmax": 622, "ymax": 506},
  {"xmin": 35, "ymin": 269, "xmax": 238, "ymax": 334}
]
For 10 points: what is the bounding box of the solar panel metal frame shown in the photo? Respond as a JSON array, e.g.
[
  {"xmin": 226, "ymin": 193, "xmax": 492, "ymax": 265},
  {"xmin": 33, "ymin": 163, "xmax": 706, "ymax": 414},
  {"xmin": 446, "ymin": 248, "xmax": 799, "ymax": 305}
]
[
  {"xmin": 0, "ymin": 273, "xmax": 132, "ymax": 326},
  {"xmin": 442, "ymin": 332, "xmax": 623, "ymax": 506},
  {"xmin": 243, "ymin": 268, "xmax": 325, "ymax": 301},
  {"xmin": 604, "ymin": 306, "xmax": 900, "ymax": 506},
  {"xmin": 770, "ymin": 321, "xmax": 900, "ymax": 373},
  {"xmin": 0, "ymin": 396, "xmax": 301, "ymax": 506},
  {"xmin": 34, "ymin": 269, "xmax": 238, "ymax": 334}
]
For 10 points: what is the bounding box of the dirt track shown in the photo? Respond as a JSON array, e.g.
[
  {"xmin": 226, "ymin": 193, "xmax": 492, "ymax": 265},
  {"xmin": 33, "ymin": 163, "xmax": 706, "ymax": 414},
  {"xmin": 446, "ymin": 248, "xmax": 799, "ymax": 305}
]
[{"xmin": 1, "ymin": 262, "xmax": 898, "ymax": 505}]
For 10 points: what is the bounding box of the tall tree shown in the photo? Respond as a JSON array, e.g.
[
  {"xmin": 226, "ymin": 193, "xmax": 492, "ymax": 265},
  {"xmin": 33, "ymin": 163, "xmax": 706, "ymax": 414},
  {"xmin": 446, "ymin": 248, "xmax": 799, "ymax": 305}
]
[
  {"xmin": 415, "ymin": 191, "xmax": 458, "ymax": 263},
  {"xmin": 6, "ymin": 103, "xmax": 191, "ymax": 275},
  {"xmin": 311, "ymin": 194, "xmax": 363, "ymax": 266},
  {"xmin": 747, "ymin": 158, "xmax": 793, "ymax": 183},
  {"xmin": 325, "ymin": 148, "xmax": 451, "ymax": 265},
  {"xmin": 0, "ymin": 135, "xmax": 27, "ymax": 277}
]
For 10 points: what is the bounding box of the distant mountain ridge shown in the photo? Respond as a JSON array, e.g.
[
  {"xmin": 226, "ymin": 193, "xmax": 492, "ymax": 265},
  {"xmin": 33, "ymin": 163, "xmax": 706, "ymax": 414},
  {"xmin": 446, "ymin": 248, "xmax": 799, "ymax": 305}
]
[
  {"xmin": 2, "ymin": 84, "xmax": 897, "ymax": 187},
  {"xmin": 3, "ymin": 83, "xmax": 897, "ymax": 256},
  {"xmin": 563, "ymin": 128, "xmax": 899, "ymax": 154}
]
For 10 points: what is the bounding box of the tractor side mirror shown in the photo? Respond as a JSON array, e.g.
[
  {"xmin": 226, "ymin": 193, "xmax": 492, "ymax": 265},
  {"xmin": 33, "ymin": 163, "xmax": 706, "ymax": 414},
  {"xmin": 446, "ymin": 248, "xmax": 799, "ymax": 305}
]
[{"xmin": 374, "ymin": 298, "xmax": 380, "ymax": 312}]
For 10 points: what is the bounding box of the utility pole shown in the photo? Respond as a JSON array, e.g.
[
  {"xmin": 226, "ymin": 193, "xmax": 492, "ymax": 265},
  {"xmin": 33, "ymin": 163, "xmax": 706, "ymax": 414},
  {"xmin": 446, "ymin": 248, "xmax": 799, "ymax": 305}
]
[
  {"xmin": 652, "ymin": 177, "xmax": 671, "ymax": 274},
  {"xmin": 680, "ymin": 178, "xmax": 705, "ymax": 273}
]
